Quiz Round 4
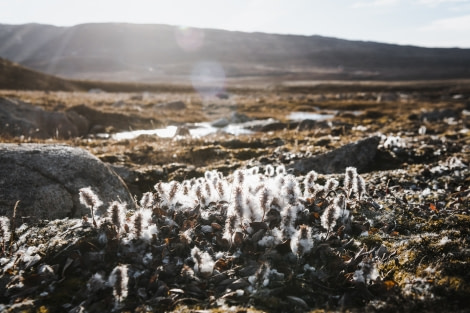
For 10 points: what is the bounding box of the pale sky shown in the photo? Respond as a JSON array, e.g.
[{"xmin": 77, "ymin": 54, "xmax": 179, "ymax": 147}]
[{"xmin": 1, "ymin": 0, "xmax": 470, "ymax": 48}]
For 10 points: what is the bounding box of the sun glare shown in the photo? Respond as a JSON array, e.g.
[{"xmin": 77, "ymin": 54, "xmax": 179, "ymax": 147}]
[
  {"xmin": 190, "ymin": 61, "xmax": 226, "ymax": 98},
  {"xmin": 175, "ymin": 26, "xmax": 205, "ymax": 52}
]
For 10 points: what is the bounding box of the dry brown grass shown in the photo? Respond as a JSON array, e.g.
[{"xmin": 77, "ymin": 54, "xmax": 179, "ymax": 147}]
[{"xmin": 1, "ymin": 80, "xmax": 468, "ymax": 177}]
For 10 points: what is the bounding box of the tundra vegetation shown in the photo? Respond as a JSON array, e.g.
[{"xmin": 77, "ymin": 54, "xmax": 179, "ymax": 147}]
[{"xmin": 0, "ymin": 82, "xmax": 469, "ymax": 312}]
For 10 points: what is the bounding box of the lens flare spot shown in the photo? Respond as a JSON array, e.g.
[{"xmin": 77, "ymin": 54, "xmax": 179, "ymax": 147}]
[
  {"xmin": 175, "ymin": 26, "xmax": 204, "ymax": 52},
  {"xmin": 190, "ymin": 61, "xmax": 226, "ymax": 98}
]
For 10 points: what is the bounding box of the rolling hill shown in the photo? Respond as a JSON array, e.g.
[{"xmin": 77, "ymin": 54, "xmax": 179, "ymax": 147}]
[
  {"xmin": 0, "ymin": 56, "xmax": 80, "ymax": 90},
  {"xmin": 1, "ymin": 23, "xmax": 470, "ymax": 83},
  {"xmin": 0, "ymin": 57, "xmax": 199, "ymax": 92}
]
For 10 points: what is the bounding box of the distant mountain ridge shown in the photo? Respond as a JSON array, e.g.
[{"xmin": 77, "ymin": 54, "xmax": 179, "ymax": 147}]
[{"xmin": 1, "ymin": 22, "xmax": 470, "ymax": 82}]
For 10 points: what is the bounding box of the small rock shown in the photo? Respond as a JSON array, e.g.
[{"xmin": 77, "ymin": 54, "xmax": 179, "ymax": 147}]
[
  {"xmin": 259, "ymin": 122, "xmax": 288, "ymax": 132},
  {"xmin": 68, "ymin": 104, "xmax": 154, "ymax": 133},
  {"xmin": 363, "ymin": 110, "xmax": 385, "ymax": 119},
  {"xmin": 297, "ymin": 119, "xmax": 317, "ymax": 131},
  {"xmin": 230, "ymin": 112, "xmax": 250, "ymax": 123},
  {"xmin": 243, "ymin": 119, "xmax": 286, "ymax": 132},
  {"xmin": 376, "ymin": 92, "xmax": 398, "ymax": 102},
  {"xmin": 112, "ymin": 100, "xmax": 126, "ymax": 107},
  {"xmin": 420, "ymin": 108, "xmax": 458, "ymax": 121},
  {"xmin": 297, "ymin": 120, "xmax": 330, "ymax": 131},
  {"xmin": 190, "ymin": 146, "xmax": 230, "ymax": 166},
  {"xmin": 216, "ymin": 92, "xmax": 229, "ymax": 99},
  {"xmin": 289, "ymin": 136, "xmax": 380, "ymax": 174},
  {"xmin": 130, "ymin": 94, "xmax": 143, "ymax": 101},
  {"xmin": 157, "ymin": 100, "xmax": 186, "ymax": 110},
  {"xmin": 211, "ymin": 118, "xmax": 230, "ymax": 128}
]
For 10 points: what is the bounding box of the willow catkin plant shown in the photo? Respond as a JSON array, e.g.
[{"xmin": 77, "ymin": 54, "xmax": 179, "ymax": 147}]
[
  {"xmin": 252, "ymin": 183, "xmax": 264, "ymax": 196},
  {"xmin": 210, "ymin": 171, "xmax": 220, "ymax": 189},
  {"xmin": 223, "ymin": 214, "xmax": 239, "ymax": 245},
  {"xmin": 204, "ymin": 170, "xmax": 214, "ymax": 181},
  {"xmin": 245, "ymin": 194, "xmax": 258, "ymax": 222},
  {"xmin": 321, "ymin": 201, "xmax": 341, "ymax": 235},
  {"xmin": 79, "ymin": 187, "xmax": 103, "ymax": 227},
  {"xmin": 204, "ymin": 181, "xmax": 212, "ymax": 199},
  {"xmin": 290, "ymin": 225, "xmax": 314, "ymax": 257},
  {"xmin": 59, "ymin": 164, "xmax": 388, "ymax": 311},
  {"xmin": 216, "ymin": 179, "xmax": 226, "ymax": 200},
  {"xmin": 276, "ymin": 164, "xmax": 287, "ymax": 176},
  {"xmin": 258, "ymin": 187, "xmax": 271, "ymax": 222},
  {"xmin": 264, "ymin": 164, "xmax": 275, "ymax": 177},
  {"xmin": 211, "ymin": 175, "xmax": 220, "ymax": 196},
  {"xmin": 181, "ymin": 181, "xmax": 190, "ymax": 196},
  {"xmin": 0, "ymin": 216, "xmax": 11, "ymax": 254},
  {"xmin": 108, "ymin": 264, "xmax": 129, "ymax": 309},
  {"xmin": 139, "ymin": 192, "xmax": 154, "ymax": 210},
  {"xmin": 324, "ymin": 178, "xmax": 339, "ymax": 194},
  {"xmin": 281, "ymin": 205, "xmax": 298, "ymax": 239},
  {"xmin": 168, "ymin": 181, "xmax": 180, "ymax": 203},
  {"xmin": 133, "ymin": 211, "xmax": 143, "ymax": 239},
  {"xmin": 249, "ymin": 262, "xmax": 270, "ymax": 288},
  {"xmin": 154, "ymin": 182, "xmax": 165, "ymax": 199},
  {"xmin": 335, "ymin": 194, "xmax": 349, "ymax": 222},
  {"xmin": 107, "ymin": 201, "xmax": 126, "ymax": 235},
  {"xmin": 132, "ymin": 208, "xmax": 154, "ymax": 240},
  {"xmin": 231, "ymin": 186, "xmax": 245, "ymax": 219},
  {"xmin": 195, "ymin": 184, "xmax": 206, "ymax": 206},
  {"xmin": 303, "ymin": 170, "xmax": 318, "ymax": 198},
  {"xmin": 234, "ymin": 169, "xmax": 245, "ymax": 186},
  {"xmin": 155, "ymin": 181, "xmax": 176, "ymax": 208},
  {"xmin": 190, "ymin": 246, "xmax": 214, "ymax": 277},
  {"xmin": 249, "ymin": 166, "xmax": 259, "ymax": 176},
  {"xmin": 129, "ymin": 209, "xmax": 150, "ymax": 241},
  {"xmin": 354, "ymin": 174, "xmax": 367, "ymax": 200},
  {"xmin": 344, "ymin": 167, "xmax": 357, "ymax": 199},
  {"xmin": 282, "ymin": 176, "xmax": 300, "ymax": 206}
]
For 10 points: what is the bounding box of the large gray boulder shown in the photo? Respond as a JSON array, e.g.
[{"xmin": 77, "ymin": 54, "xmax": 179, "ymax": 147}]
[
  {"xmin": 0, "ymin": 97, "xmax": 89, "ymax": 139},
  {"xmin": 0, "ymin": 143, "xmax": 134, "ymax": 220},
  {"xmin": 289, "ymin": 136, "xmax": 380, "ymax": 174}
]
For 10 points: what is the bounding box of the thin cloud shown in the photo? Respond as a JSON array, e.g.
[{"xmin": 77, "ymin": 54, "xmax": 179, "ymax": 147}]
[
  {"xmin": 352, "ymin": 0, "xmax": 400, "ymax": 8},
  {"xmin": 415, "ymin": 0, "xmax": 469, "ymax": 6},
  {"xmin": 420, "ymin": 14, "xmax": 470, "ymax": 30}
]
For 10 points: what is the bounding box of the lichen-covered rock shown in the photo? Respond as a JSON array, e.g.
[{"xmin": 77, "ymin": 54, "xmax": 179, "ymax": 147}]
[
  {"xmin": 289, "ymin": 136, "xmax": 380, "ymax": 174},
  {"xmin": 0, "ymin": 97, "xmax": 89, "ymax": 139},
  {"xmin": 0, "ymin": 143, "xmax": 134, "ymax": 220}
]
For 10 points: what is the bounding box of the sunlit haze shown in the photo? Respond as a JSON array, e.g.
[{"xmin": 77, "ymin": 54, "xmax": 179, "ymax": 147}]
[{"xmin": 1, "ymin": 0, "xmax": 470, "ymax": 48}]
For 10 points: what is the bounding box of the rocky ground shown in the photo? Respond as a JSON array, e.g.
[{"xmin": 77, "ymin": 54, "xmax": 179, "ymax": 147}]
[{"xmin": 0, "ymin": 83, "xmax": 469, "ymax": 312}]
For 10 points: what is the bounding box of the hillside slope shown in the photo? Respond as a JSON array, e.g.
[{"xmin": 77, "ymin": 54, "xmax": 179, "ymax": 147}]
[
  {"xmin": 1, "ymin": 23, "xmax": 470, "ymax": 82},
  {"xmin": 0, "ymin": 57, "xmax": 79, "ymax": 90}
]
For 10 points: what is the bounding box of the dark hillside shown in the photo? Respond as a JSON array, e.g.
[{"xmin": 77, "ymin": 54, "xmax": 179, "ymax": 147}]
[
  {"xmin": 1, "ymin": 23, "xmax": 469, "ymax": 82},
  {"xmin": 0, "ymin": 57, "xmax": 79, "ymax": 91}
]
